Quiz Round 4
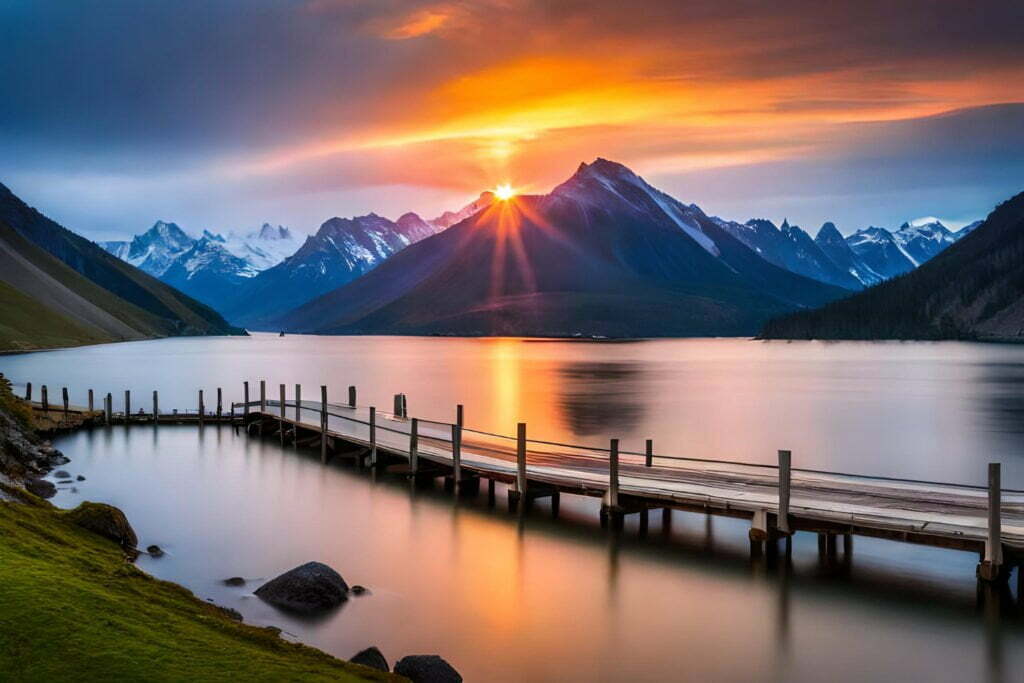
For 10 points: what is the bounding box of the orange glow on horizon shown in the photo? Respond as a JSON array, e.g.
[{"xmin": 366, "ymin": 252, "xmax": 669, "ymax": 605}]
[{"xmin": 494, "ymin": 183, "xmax": 516, "ymax": 200}]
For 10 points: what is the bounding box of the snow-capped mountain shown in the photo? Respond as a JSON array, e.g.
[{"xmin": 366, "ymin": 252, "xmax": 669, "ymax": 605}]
[
  {"xmin": 954, "ymin": 220, "xmax": 983, "ymax": 239},
  {"xmin": 160, "ymin": 236, "xmax": 259, "ymax": 304},
  {"xmin": 209, "ymin": 224, "xmax": 302, "ymax": 272},
  {"xmin": 217, "ymin": 212, "xmax": 445, "ymax": 327},
  {"xmin": 814, "ymin": 222, "xmax": 885, "ymax": 287},
  {"xmin": 100, "ymin": 221, "xmax": 194, "ymax": 276},
  {"xmin": 891, "ymin": 219, "xmax": 957, "ymax": 265}
]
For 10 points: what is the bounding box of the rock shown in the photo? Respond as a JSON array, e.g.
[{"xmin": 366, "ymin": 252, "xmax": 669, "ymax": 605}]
[
  {"xmin": 254, "ymin": 561, "xmax": 349, "ymax": 613},
  {"xmin": 53, "ymin": 470, "xmax": 71, "ymax": 478},
  {"xmin": 351, "ymin": 585, "xmax": 368, "ymax": 595},
  {"xmin": 76, "ymin": 475, "xmax": 86, "ymax": 481},
  {"xmin": 25, "ymin": 478, "xmax": 56, "ymax": 499},
  {"xmin": 223, "ymin": 577, "xmax": 246, "ymax": 586},
  {"xmin": 394, "ymin": 655, "xmax": 462, "ymax": 683},
  {"xmin": 147, "ymin": 544, "xmax": 164, "ymax": 557},
  {"xmin": 62, "ymin": 502, "xmax": 138, "ymax": 548},
  {"xmin": 217, "ymin": 606, "xmax": 243, "ymax": 622},
  {"xmin": 350, "ymin": 646, "xmax": 389, "ymax": 672}
]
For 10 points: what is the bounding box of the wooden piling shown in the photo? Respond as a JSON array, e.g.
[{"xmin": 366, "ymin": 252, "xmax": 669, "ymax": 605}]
[
  {"xmin": 153, "ymin": 390, "xmax": 159, "ymax": 424},
  {"xmin": 88, "ymin": 389, "xmax": 94, "ymax": 413},
  {"xmin": 278, "ymin": 384, "xmax": 285, "ymax": 444},
  {"xmin": 393, "ymin": 394, "xmax": 402, "ymax": 417},
  {"xmin": 199, "ymin": 390, "xmax": 205, "ymax": 426},
  {"xmin": 348, "ymin": 385, "xmax": 356, "ymax": 408},
  {"xmin": 778, "ymin": 449, "xmax": 792, "ymax": 534},
  {"xmin": 295, "ymin": 384, "xmax": 301, "ymax": 421},
  {"xmin": 105, "ymin": 393, "xmax": 112, "ymax": 425},
  {"xmin": 217, "ymin": 388, "xmax": 223, "ymax": 418},
  {"xmin": 456, "ymin": 404, "xmax": 464, "ymax": 429},
  {"xmin": 125, "ymin": 390, "xmax": 131, "ymax": 421},
  {"xmin": 41, "ymin": 385, "xmax": 48, "ymax": 411},
  {"xmin": 260, "ymin": 380, "xmax": 266, "ymax": 412},
  {"xmin": 409, "ymin": 418, "xmax": 419, "ymax": 474},
  {"xmin": 979, "ymin": 462, "xmax": 1003, "ymax": 582},
  {"xmin": 515, "ymin": 422, "xmax": 527, "ymax": 498},
  {"xmin": 320, "ymin": 386, "xmax": 327, "ymax": 464},
  {"xmin": 62, "ymin": 387, "xmax": 69, "ymax": 422},
  {"xmin": 608, "ymin": 438, "xmax": 620, "ymax": 509},
  {"xmin": 452, "ymin": 423, "xmax": 462, "ymax": 492},
  {"xmin": 401, "ymin": 394, "xmax": 407, "ymax": 418},
  {"xmin": 25, "ymin": 382, "xmax": 31, "ymax": 401},
  {"xmin": 243, "ymin": 381, "xmax": 250, "ymax": 417},
  {"xmin": 645, "ymin": 438, "xmax": 653, "ymax": 467},
  {"xmin": 369, "ymin": 406, "xmax": 377, "ymax": 466}
]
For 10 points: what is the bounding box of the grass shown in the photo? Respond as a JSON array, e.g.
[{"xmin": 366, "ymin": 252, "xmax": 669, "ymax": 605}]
[
  {"xmin": 0, "ymin": 280, "xmax": 113, "ymax": 352},
  {"xmin": 0, "ymin": 496, "xmax": 397, "ymax": 682}
]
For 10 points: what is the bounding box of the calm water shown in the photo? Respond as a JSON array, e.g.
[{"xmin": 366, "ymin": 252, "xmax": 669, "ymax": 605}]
[{"xmin": 3, "ymin": 335, "xmax": 1024, "ymax": 681}]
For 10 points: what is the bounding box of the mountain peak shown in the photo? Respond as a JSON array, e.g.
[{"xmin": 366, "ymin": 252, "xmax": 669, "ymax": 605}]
[{"xmin": 816, "ymin": 221, "xmax": 843, "ymax": 242}]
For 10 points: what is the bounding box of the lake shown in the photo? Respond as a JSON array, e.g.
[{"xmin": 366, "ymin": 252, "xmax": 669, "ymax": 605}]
[{"xmin": 2, "ymin": 334, "xmax": 1023, "ymax": 681}]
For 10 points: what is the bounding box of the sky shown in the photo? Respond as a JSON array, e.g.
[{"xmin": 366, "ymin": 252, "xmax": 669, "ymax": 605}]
[{"xmin": 1, "ymin": 0, "xmax": 1022, "ymax": 241}]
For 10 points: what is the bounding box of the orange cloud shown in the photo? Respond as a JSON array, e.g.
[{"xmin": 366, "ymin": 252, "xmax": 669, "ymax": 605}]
[{"xmin": 377, "ymin": 4, "xmax": 453, "ymax": 39}]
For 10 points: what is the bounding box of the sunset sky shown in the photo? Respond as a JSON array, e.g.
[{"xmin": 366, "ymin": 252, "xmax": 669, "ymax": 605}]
[{"xmin": 2, "ymin": 0, "xmax": 1022, "ymax": 240}]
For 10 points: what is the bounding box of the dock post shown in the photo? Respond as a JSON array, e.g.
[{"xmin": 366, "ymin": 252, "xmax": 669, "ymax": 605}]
[
  {"xmin": 645, "ymin": 439, "xmax": 653, "ymax": 467},
  {"xmin": 62, "ymin": 387, "xmax": 69, "ymax": 423},
  {"xmin": 393, "ymin": 394, "xmax": 402, "ymax": 417},
  {"xmin": 260, "ymin": 380, "xmax": 266, "ymax": 412},
  {"xmin": 456, "ymin": 404, "xmax": 464, "ymax": 429},
  {"xmin": 320, "ymin": 386, "xmax": 327, "ymax": 464},
  {"xmin": 153, "ymin": 391, "xmax": 159, "ymax": 424},
  {"xmin": 348, "ymin": 385, "xmax": 356, "ymax": 408},
  {"xmin": 199, "ymin": 390, "xmax": 205, "ymax": 426},
  {"xmin": 600, "ymin": 439, "xmax": 623, "ymax": 529},
  {"xmin": 25, "ymin": 382, "xmax": 31, "ymax": 401},
  {"xmin": 278, "ymin": 384, "xmax": 286, "ymax": 444},
  {"xmin": 401, "ymin": 394, "xmax": 408, "ymax": 418},
  {"xmin": 243, "ymin": 382, "xmax": 250, "ymax": 418},
  {"xmin": 88, "ymin": 389, "xmax": 94, "ymax": 413},
  {"xmin": 104, "ymin": 394, "xmax": 111, "ymax": 426},
  {"xmin": 217, "ymin": 388, "xmax": 223, "ymax": 419},
  {"xmin": 978, "ymin": 463, "xmax": 1004, "ymax": 582},
  {"xmin": 452, "ymin": 423, "xmax": 462, "ymax": 494},
  {"xmin": 369, "ymin": 406, "xmax": 377, "ymax": 466},
  {"xmin": 41, "ymin": 385, "xmax": 48, "ymax": 411},
  {"xmin": 510, "ymin": 422, "xmax": 527, "ymax": 510},
  {"xmin": 295, "ymin": 384, "xmax": 301, "ymax": 422},
  {"xmin": 778, "ymin": 450, "xmax": 791, "ymax": 534},
  {"xmin": 409, "ymin": 418, "xmax": 419, "ymax": 474},
  {"xmin": 125, "ymin": 390, "xmax": 130, "ymax": 422}
]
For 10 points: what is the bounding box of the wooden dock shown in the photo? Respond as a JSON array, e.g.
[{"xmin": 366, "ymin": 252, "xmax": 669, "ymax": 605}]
[{"xmin": 14, "ymin": 379, "xmax": 1024, "ymax": 583}]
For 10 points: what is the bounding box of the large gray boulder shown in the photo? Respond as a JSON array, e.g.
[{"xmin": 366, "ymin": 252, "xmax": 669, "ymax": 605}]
[
  {"xmin": 254, "ymin": 561, "xmax": 349, "ymax": 613},
  {"xmin": 62, "ymin": 502, "xmax": 138, "ymax": 548},
  {"xmin": 25, "ymin": 478, "xmax": 56, "ymax": 499},
  {"xmin": 350, "ymin": 646, "xmax": 389, "ymax": 672},
  {"xmin": 394, "ymin": 655, "xmax": 463, "ymax": 683}
]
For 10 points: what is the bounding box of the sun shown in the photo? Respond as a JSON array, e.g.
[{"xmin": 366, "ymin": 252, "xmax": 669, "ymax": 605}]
[{"xmin": 494, "ymin": 183, "xmax": 516, "ymax": 201}]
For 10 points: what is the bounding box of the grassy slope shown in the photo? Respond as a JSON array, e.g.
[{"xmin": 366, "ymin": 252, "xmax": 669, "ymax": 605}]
[
  {"xmin": 0, "ymin": 497, "xmax": 395, "ymax": 682},
  {"xmin": 0, "ymin": 281, "xmax": 113, "ymax": 351}
]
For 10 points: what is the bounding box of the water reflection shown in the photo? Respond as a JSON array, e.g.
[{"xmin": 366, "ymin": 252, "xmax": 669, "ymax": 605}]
[
  {"xmin": 976, "ymin": 362, "xmax": 1024, "ymax": 434},
  {"xmin": 556, "ymin": 361, "xmax": 645, "ymax": 436}
]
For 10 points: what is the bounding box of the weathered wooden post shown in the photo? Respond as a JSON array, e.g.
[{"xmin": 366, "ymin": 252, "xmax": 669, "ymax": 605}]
[
  {"xmin": 608, "ymin": 438, "xmax": 620, "ymax": 509},
  {"xmin": 979, "ymin": 462, "xmax": 1003, "ymax": 582},
  {"xmin": 153, "ymin": 390, "xmax": 159, "ymax": 424},
  {"xmin": 62, "ymin": 387, "xmax": 69, "ymax": 422},
  {"xmin": 409, "ymin": 418, "xmax": 419, "ymax": 474},
  {"xmin": 88, "ymin": 389, "xmax": 94, "ymax": 413},
  {"xmin": 511, "ymin": 422, "xmax": 528, "ymax": 509},
  {"xmin": 260, "ymin": 380, "xmax": 266, "ymax": 412},
  {"xmin": 402, "ymin": 394, "xmax": 408, "ymax": 418},
  {"xmin": 278, "ymin": 384, "xmax": 286, "ymax": 444},
  {"xmin": 456, "ymin": 404, "xmax": 464, "ymax": 429},
  {"xmin": 25, "ymin": 382, "xmax": 31, "ymax": 401},
  {"xmin": 369, "ymin": 406, "xmax": 377, "ymax": 466},
  {"xmin": 645, "ymin": 439, "xmax": 653, "ymax": 467},
  {"xmin": 124, "ymin": 390, "xmax": 131, "ymax": 421},
  {"xmin": 348, "ymin": 385, "xmax": 356, "ymax": 408},
  {"xmin": 243, "ymin": 381, "xmax": 250, "ymax": 418},
  {"xmin": 778, "ymin": 449, "xmax": 791, "ymax": 534},
  {"xmin": 105, "ymin": 393, "xmax": 112, "ymax": 425},
  {"xmin": 452, "ymin": 423, "xmax": 462, "ymax": 493},
  {"xmin": 41, "ymin": 385, "xmax": 48, "ymax": 411},
  {"xmin": 199, "ymin": 389, "xmax": 205, "ymax": 426},
  {"xmin": 295, "ymin": 384, "xmax": 301, "ymax": 422},
  {"xmin": 393, "ymin": 394, "xmax": 402, "ymax": 416},
  {"xmin": 217, "ymin": 388, "xmax": 223, "ymax": 418},
  {"xmin": 320, "ymin": 385, "xmax": 327, "ymax": 464}
]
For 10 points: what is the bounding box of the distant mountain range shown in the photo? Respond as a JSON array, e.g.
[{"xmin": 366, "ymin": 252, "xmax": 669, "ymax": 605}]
[
  {"xmin": 761, "ymin": 192, "xmax": 1024, "ymax": 341},
  {"xmin": 273, "ymin": 159, "xmax": 851, "ymax": 337},
  {"xmin": 0, "ymin": 183, "xmax": 240, "ymax": 351}
]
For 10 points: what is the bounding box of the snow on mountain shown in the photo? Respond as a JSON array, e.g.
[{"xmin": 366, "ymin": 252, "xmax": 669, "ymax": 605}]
[
  {"xmin": 891, "ymin": 220, "xmax": 956, "ymax": 265},
  {"xmin": 100, "ymin": 220, "xmax": 194, "ymax": 276},
  {"xmin": 210, "ymin": 224, "xmax": 302, "ymax": 272},
  {"xmin": 954, "ymin": 220, "xmax": 983, "ymax": 239}
]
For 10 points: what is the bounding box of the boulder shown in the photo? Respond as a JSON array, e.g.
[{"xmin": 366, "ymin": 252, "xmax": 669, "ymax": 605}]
[
  {"xmin": 25, "ymin": 478, "xmax": 56, "ymax": 499},
  {"xmin": 394, "ymin": 655, "xmax": 463, "ymax": 683},
  {"xmin": 223, "ymin": 577, "xmax": 246, "ymax": 586},
  {"xmin": 147, "ymin": 544, "xmax": 164, "ymax": 557},
  {"xmin": 351, "ymin": 585, "xmax": 368, "ymax": 595},
  {"xmin": 63, "ymin": 502, "xmax": 138, "ymax": 548},
  {"xmin": 254, "ymin": 561, "xmax": 349, "ymax": 613},
  {"xmin": 350, "ymin": 646, "xmax": 389, "ymax": 672},
  {"xmin": 76, "ymin": 475, "xmax": 86, "ymax": 481},
  {"xmin": 53, "ymin": 470, "xmax": 71, "ymax": 478}
]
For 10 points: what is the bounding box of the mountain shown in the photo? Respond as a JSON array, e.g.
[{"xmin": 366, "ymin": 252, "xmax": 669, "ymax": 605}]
[
  {"xmin": 273, "ymin": 159, "xmax": 848, "ymax": 338},
  {"xmin": 718, "ymin": 218, "xmax": 864, "ymax": 290},
  {"xmin": 0, "ymin": 183, "xmax": 240, "ymax": 351},
  {"xmin": 160, "ymin": 236, "xmax": 259, "ymax": 305},
  {"xmin": 891, "ymin": 219, "xmax": 957, "ymax": 264},
  {"xmin": 218, "ymin": 212, "xmax": 444, "ymax": 327},
  {"xmin": 761, "ymin": 191, "xmax": 1024, "ymax": 341},
  {"xmin": 813, "ymin": 221, "xmax": 885, "ymax": 286},
  {"xmin": 211, "ymin": 224, "xmax": 302, "ymax": 272},
  {"xmin": 845, "ymin": 227, "xmax": 917, "ymax": 281},
  {"xmin": 954, "ymin": 220, "xmax": 983, "ymax": 239},
  {"xmin": 100, "ymin": 221, "xmax": 194, "ymax": 276},
  {"xmin": 428, "ymin": 192, "xmax": 495, "ymax": 230}
]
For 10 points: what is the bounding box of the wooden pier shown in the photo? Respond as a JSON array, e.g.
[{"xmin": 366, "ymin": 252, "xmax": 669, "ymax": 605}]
[{"xmin": 15, "ymin": 380, "xmax": 1024, "ymax": 584}]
